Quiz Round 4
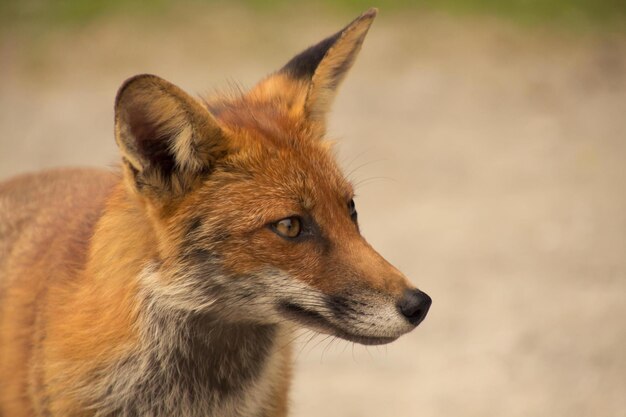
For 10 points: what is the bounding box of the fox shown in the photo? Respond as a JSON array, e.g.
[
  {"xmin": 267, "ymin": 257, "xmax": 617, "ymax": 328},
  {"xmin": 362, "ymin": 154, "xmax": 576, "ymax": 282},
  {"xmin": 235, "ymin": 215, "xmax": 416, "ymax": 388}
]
[{"xmin": 0, "ymin": 7, "xmax": 431, "ymax": 417}]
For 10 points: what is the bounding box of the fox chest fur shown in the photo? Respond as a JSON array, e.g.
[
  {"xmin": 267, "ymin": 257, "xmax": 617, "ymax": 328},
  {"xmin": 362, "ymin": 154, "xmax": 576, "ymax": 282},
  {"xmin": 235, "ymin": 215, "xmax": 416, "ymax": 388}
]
[{"xmin": 0, "ymin": 8, "xmax": 430, "ymax": 417}]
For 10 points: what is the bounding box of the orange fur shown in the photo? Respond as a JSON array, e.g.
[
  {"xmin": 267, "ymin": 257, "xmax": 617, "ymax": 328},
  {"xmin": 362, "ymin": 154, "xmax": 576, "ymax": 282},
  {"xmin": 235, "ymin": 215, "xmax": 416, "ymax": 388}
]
[{"xmin": 0, "ymin": 8, "xmax": 430, "ymax": 417}]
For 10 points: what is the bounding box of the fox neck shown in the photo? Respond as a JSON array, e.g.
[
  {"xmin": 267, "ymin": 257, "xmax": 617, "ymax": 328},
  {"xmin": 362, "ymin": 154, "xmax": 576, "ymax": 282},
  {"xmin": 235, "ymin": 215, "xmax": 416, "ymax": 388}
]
[
  {"xmin": 80, "ymin": 185, "xmax": 289, "ymax": 416},
  {"xmin": 95, "ymin": 299, "xmax": 282, "ymax": 416}
]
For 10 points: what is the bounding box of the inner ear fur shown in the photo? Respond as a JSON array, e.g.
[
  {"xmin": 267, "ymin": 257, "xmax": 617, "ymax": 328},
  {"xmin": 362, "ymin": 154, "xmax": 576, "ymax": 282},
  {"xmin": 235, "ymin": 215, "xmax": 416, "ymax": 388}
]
[
  {"xmin": 114, "ymin": 74, "xmax": 227, "ymax": 197},
  {"xmin": 277, "ymin": 8, "xmax": 377, "ymax": 126}
]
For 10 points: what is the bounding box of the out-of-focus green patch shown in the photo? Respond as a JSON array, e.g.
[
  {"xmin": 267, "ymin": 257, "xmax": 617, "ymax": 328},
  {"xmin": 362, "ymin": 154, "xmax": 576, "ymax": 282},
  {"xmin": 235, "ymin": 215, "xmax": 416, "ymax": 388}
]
[
  {"xmin": 0, "ymin": 0, "xmax": 170, "ymax": 27},
  {"xmin": 0, "ymin": 0, "xmax": 624, "ymax": 30},
  {"xmin": 305, "ymin": 0, "xmax": 626, "ymax": 29},
  {"xmin": 418, "ymin": 0, "xmax": 626, "ymax": 28}
]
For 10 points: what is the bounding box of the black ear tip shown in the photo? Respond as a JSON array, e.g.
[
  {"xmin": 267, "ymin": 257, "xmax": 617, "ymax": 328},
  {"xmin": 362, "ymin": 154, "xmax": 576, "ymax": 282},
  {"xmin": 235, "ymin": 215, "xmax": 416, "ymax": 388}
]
[{"xmin": 279, "ymin": 7, "xmax": 378, "ymax": 82}]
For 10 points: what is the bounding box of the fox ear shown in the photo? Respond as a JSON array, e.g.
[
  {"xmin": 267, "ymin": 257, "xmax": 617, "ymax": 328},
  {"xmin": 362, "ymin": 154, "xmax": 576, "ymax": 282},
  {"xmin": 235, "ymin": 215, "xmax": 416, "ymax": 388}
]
[
  {"xmin": 114, "ymin": 74, "xmax": 227, "ymax": 198},
  {"xmin": 279, "ymin": 8, "xmax": 377, "ymax": 125}
]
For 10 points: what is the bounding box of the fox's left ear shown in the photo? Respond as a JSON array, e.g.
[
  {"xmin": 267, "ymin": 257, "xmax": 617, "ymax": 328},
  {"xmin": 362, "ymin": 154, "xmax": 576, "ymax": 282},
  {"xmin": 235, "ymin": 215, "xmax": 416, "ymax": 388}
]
[{"xmin": 276, "ymin": 8, "xmax": 377, "ymax": 129}]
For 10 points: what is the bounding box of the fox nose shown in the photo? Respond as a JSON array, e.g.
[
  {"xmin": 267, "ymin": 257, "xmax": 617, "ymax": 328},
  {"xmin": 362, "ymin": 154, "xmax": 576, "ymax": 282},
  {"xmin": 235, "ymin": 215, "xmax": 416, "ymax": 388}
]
[{"xmin": 397, "ymin": 289, "xmax": 432, "ymax": 326}]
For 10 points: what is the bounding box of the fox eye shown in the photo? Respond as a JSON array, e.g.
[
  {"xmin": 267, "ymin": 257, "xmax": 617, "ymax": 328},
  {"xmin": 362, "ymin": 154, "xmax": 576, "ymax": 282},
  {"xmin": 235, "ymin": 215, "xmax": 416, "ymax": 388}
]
[
  {"xmin": 348, "ymin": 198, "xmax": 357, "ymax": 222},
  {"xmin": 272, "ymin": 217, "xmax": 302, "ymax": 239}
]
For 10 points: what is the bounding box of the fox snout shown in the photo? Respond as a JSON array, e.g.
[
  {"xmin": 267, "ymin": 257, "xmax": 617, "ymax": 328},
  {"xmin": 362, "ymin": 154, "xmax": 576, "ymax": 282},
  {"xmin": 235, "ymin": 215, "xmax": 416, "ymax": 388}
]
[
  {"xmin": 279, "ymin": 282, "xmax": 431, "ymax": 346},
  {"xmin": 319, "ymin": 236, "xmax": 432, "ymax": 341},
  {"xmin": 269, "ymin": 233, "xmax": 432, "ymax": 345}
]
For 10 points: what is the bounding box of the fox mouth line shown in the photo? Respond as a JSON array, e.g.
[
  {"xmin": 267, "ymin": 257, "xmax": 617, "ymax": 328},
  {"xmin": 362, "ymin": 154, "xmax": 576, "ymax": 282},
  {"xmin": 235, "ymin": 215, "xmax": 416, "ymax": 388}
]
[{"xmin": 279, "ymin": 302, "xmax": 397, "ymax": 346}]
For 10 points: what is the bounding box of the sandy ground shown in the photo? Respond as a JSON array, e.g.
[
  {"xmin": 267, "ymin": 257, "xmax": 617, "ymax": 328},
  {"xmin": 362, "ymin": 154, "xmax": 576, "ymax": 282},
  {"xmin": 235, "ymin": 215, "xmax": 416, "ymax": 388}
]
[{"xmin": 1, "ymin": 6, "xmax": 625, "ymax": 417}]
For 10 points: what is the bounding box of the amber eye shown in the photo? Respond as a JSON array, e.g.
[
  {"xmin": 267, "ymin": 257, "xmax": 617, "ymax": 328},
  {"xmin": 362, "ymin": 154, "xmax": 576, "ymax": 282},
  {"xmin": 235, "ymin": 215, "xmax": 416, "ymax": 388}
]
[{"xmin": 272, "ymin": 217, "xmax": 302, "ymax": 238}]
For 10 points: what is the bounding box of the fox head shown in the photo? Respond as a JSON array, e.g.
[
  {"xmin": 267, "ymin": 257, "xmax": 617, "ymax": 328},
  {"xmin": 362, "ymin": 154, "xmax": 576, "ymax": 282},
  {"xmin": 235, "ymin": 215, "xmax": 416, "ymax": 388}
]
[{"xmin": 114, "ymin": 8, "xmax": 430, "ymax": 345}]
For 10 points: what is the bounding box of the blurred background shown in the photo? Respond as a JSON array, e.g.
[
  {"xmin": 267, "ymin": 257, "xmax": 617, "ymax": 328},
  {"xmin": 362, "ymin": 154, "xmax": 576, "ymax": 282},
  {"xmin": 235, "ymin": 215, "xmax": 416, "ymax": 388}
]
[{"xmin": 1, "ymin": 1, "xmax": 625, "ymax": 416}]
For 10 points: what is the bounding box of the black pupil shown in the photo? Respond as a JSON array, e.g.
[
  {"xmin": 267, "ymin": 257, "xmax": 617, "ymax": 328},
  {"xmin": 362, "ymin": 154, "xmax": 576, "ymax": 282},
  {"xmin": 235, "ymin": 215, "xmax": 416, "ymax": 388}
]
[{"xmin": 276, "ymin": 217, "xmax": 300, "ymax": 238}]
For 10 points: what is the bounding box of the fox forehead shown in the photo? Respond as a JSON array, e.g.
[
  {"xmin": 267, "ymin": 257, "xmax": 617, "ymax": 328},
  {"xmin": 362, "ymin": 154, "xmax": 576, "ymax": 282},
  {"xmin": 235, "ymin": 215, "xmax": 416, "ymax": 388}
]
[
  {"xmin": 196, "ymin": 92, "xmax": 348, "ymax": 208},
  {"xmin": 208, "ymin": 135, "xmax": 353, "ymax": 219}
]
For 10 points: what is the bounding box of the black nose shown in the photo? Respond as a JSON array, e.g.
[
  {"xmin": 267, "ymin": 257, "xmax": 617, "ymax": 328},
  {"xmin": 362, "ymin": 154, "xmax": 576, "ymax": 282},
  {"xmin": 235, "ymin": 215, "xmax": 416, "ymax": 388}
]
[{"xmin": 397, "ymin": 289, "xmax": 432, "ymax": 326}]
